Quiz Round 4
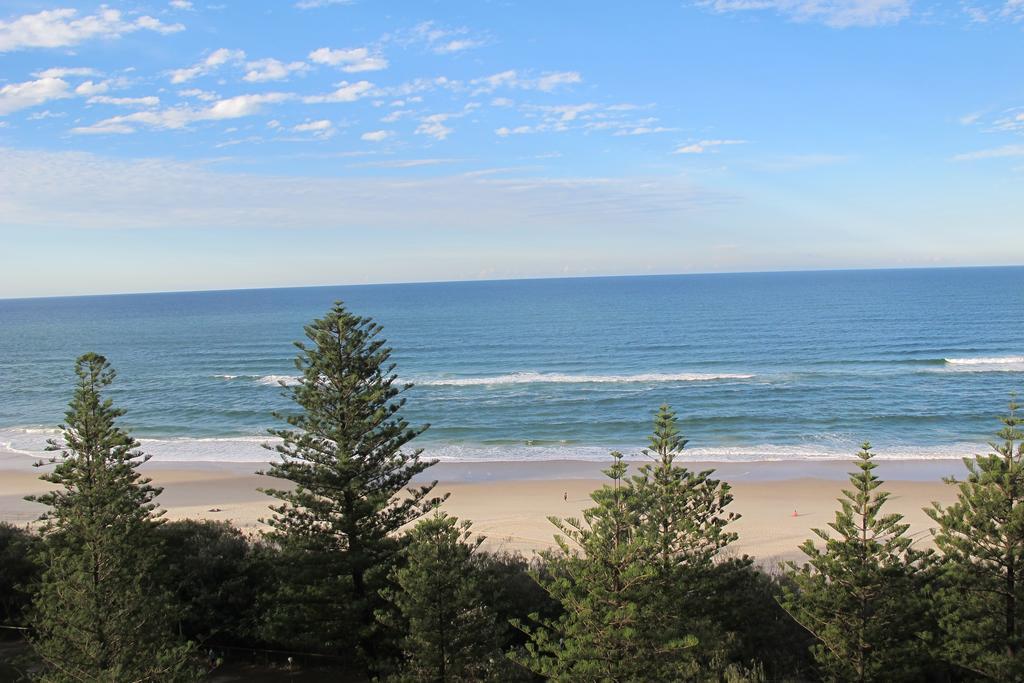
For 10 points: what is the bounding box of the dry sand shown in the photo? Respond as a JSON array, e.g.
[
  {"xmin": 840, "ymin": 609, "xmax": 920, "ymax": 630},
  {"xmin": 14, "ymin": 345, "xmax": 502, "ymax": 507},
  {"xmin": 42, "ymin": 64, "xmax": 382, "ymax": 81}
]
[{"xmin": 0, "ymin": 450, "xmax": 963, "ymax": 564}]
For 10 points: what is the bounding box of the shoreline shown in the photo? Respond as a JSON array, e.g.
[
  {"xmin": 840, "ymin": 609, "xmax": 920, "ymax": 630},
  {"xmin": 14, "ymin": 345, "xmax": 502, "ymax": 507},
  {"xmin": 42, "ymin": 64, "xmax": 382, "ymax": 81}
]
[{"xmin": 0, "ymin": 449, "xmax": 964, "ymax": 562}]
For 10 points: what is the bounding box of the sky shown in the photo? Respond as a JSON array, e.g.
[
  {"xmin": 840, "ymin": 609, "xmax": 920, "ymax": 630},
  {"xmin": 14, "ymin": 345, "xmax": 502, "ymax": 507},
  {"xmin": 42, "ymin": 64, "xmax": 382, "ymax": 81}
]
[{"xmin": 1, "ymin": 0, "xmax": 1022, "ymax": 298}]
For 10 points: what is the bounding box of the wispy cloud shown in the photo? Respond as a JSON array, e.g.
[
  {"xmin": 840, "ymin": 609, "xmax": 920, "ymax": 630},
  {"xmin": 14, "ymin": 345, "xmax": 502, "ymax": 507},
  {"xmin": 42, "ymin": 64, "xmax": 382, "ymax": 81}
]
[
  {"xmin": 0, "ymin": 8, "xmax": 183, "ymax": 52},
  {"xmin": 472, "ymin": 70, "xmax": 582, "ymax": 94},
  {"xmin": 292, "ymin": 119, "xmax": 335, "ymax": 138},
  {"xmin": 416, "ymin": 113, "xmax": 456, "ymax": 140},
  {"xmin": 308, "ymin": 47, "xmax": 388, "ymax": 73},
  {"xmin": 244, "ymin": 58, "xmax": 309, "ymax": 82},
  {"xmin": 361, "ymin": 129, "xmax": 394, "ymax": 142},
  {"xmin": 72, "ymin": 93, "xmax": 293, "ymax": 134},
  {"xmin": 303, "ymin": 80, "xmax": 374, "ymax": 103},
  {"xmin": 400, "ymin": 21, "xmax": 488, "ymax": 54},
  {"xmin": 295, "ymin": 0, "xmax": 354, "ymax": 8},
  {"xmin": 698, "ymin": 0, "xmax": 911, "ymax": 27},
  {"xmin": 170, "ymin": 48, "xmax": 245, "ymax": 84},
  {"xmin": 0, "ymin": 148, "xmax": 722, "ymax": 231},
  {"xmin": 953, "ymin": 144, "xmax": 1024, "ymax": 161},
  {"xmin": 88, "ymin": 95, "xmax": 161, "ymax": 108},
  {"xmin": 674, "ymin": 139, "xmax": 747, "ymax": 154}
]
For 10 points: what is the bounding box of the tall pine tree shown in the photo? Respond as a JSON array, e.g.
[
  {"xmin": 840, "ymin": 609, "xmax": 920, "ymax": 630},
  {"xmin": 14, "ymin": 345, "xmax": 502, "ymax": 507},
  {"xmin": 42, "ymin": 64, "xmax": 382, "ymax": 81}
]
[
  {"xmin": 381, "ymin": 512, "xmax": 504, "ymax": 682},
  {"xmin": 260, "ymin": 302, "xmax": 444, "ymax": 671},
  {"xmin": 781, "ymin": 443, "xmax": 932, "ymax": 682},
  {"xmin": 927, "ymin": 400, "xmax": 1024, "ymax": 680},
  {"xmin": 513, "ymin": 451, "xmax": 699, "ymax": 680},
  {"xmin": 28, "ymin": 353, "xmax": 197, "ymax": 682},
  {"xmin": 630, "ymin": 404, "xmax": 745, "ymax": 672}
]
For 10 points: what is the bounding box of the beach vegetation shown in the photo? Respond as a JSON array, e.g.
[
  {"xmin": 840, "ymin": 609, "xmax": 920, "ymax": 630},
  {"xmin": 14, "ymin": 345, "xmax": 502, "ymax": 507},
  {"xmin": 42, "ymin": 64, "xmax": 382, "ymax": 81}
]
[
  {"xmin": 780, "ymin": 443, "xmax": 933, "ymax": 682},
  {"xmin": 927, "ymin": 400, "xmax": 1024, "ymax": 680},
  {"xmin": 258, "ymin": 302, "xmax": 445, "ymax": 675},
  {"xmin": 380, "ymin": 511, "xmax": 511, "ymax": 681},
  {"xmin": 26, "ymin": 353, "xmax": 198, "ymax": 682}
]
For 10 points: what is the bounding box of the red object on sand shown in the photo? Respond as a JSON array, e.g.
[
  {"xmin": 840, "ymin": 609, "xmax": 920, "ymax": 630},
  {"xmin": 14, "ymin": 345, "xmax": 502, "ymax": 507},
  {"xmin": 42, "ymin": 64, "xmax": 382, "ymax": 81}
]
[{"xmin": 792, "ymin": 510, "xmax": 798, "ymax": 517}]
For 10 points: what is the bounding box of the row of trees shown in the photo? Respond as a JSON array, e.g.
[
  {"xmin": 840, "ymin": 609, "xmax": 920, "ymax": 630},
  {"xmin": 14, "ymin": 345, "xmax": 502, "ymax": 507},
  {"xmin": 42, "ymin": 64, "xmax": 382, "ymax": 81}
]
[{"xmin": 1, "ymin": 301, "xmax": 1022, "ymax": 681}]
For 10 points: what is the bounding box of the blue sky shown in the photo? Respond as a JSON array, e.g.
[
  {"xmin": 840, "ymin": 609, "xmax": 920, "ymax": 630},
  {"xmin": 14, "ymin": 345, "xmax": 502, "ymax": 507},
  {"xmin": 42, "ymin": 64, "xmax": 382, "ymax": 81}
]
[{"xmin": 1, "ymin": 0, "xmax": 1022, "ymax": 297}]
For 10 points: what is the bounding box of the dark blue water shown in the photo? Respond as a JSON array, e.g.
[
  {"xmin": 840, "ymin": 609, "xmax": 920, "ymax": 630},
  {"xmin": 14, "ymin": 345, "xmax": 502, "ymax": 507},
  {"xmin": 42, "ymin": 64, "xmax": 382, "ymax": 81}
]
[{"xmin": 1, "ymin": 267, "xmax": 1022, "ymax": 461}]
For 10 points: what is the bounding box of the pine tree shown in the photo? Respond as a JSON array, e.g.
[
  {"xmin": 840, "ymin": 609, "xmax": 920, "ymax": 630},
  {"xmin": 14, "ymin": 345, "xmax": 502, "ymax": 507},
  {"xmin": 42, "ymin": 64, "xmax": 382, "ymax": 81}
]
[
  {"xmin": 27, "ymin": 353, "xmax": 197, "ymax": 682},
  {"xmin": 513, "ymin": 452, "xmax": 699, "ymax": 680},
  {"xmin": 633, "ymin": 405, "xmax": 739, "ymax": 571},
  {"xmin": 381, "ymin": 512, "xmax": 503, "ymax": 682},
  {"xmin": 926, "ymin": 400, "xmax": 1024, "ymax": 680},
  {"xmin": 781, "ymin": 443, "xmax": 931, "ymax": 682},
  {"xmin": 260, "ymin": 302, "xmax": 444, "ymax": 670},
  {"xmin": 630, "ymin": 404, "xmax": 744, "ymax": 671}
]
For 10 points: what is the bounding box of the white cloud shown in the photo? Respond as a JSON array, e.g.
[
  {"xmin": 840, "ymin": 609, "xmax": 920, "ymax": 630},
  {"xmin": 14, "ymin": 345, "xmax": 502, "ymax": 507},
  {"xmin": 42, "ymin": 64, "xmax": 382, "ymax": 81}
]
[
  {"xmin": 964, "ymin": 1, "xmax": 1024, "ymax": 22},
  {"xmin": 699, "ymin": 0, "xmax": 911, "ymax": 27},
  {"xmin": 296, "ymin": 0, "xmax": 354, "ymax": 8},
  {"xmin": 361, "ymin": 129, "xmax": 393, "ymax": 142},
  {"xmin": 434, "ymin": 38, "xmax": 485, "ymax": 53},
  {"xmin": 33, "ymin": 67, "xmax": 100, "ymax": 79},
  {"xmin": 170, "ymin": 0, "xmax": 194, "ymax": 9},
  {"xmin": 953, "ymin": 144, "xmax": 1024, "ymax": 161},
  {"xmin": 491, "ymin": 97, "xmax": 514, "ymax": 107},
  {"xmin": 472, "ymin": 70, "xmax": 582, "ymax": 94},
  {"xmin": 308, "ymin": 47, "xmax": 388, "ymax": 72},
  {"xmin": 674, "ymin": 139, "xmax": 747, "ymax": 154},
  {"xmin": 27, "ymin": 109, "xmax": 67, "ymax": 120},
  {"xmin": 304, "ymin": 80, "xmax": 374, "ymax": 103},
  {"xmin": 404, "ymin": 21, "xmax": 486, "ymax": 54},
  {"xmin": 613, "ymin": 126, "xmax": 677, "ymax": 135},
  {"xmin": 72, "ymin": 92, "xmax": 293, "ymax": 134},
  {"xmin": 381, "ymin": 109, "xmax": 410, "ymax": 123},
  {"xmin": 244, "ymin": 58, "xmax": 308, "ymax": 82},
  {"xmin": 179, "ymin": 88, "xmax": 218, "ymax": 101},
  {"xmin": 0, "ymin": 78, "xmax": 71, "ymax": 116},
  {"xmin": 0, "ymin": 8, "xmax": 183, "ymax": 52},
  {"xmin": 170, "ymin": 48, "xmax": 245, "ymax": 84},
  {"xmin": 536, "ymin": 72, "xmax": 583, "ymax": 92},
  {"xmin": 293, "ymin": 119, "xmax": 334, "ymax": 138},
  {"xmin": 416, "ymin": 113, "xmax": 455, "ymax": 140},
  {"xmin": 74, "ymin": 80, "xmax": 109, "ymax": 96},
  {"xmin": 495, "ymin": 125, "xmax": 534, "ymax": 136},
  {"xmin": 0, "ymin": 147, "xmax": 719, "ymax": 233},
  {"xmin": 88, "ymin": 95, "xmax": 160, "ymax": 108}
]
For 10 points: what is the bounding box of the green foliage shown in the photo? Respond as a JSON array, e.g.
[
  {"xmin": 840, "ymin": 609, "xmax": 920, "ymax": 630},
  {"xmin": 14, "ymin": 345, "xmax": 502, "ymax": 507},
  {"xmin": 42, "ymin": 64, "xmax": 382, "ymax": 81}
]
[
  {"xmin": 781, "ymin": 443, "xmax": 932, "ymax": 682},
  {"xmin": 260, "ymin": 302, "xmax": 444, "ymax": 671},
  {"xmin": 514, "ymin": 451, "xmax": 699, "ymax": 680},
  {"xmin": 155, "ymin": 519, "xmax": 274, "ymax": 646},
  {"xmin": 26, "ymin": 353, "xmax": 198, "ymax": 682},
  {"xmin": 382, "ymin": 512, "xmax": 506, "ymax": 682},
  {"xmin": 514, "ymin": 405, "xmax": 751, "ymax": 680},
  {"xmin": 927, "ymin": 400, "xmax": 1024, "ymax": 680},
  {"xmin": 631, "ymin": 405, "xmax": 748, "ymax": 672},
  {"xmin": 474, "ymin": 550, "xmax": 562, "ymax": 652},
  {"xmin": 0, "ymin": 523, "xmax": 40, "ymax": 628}
]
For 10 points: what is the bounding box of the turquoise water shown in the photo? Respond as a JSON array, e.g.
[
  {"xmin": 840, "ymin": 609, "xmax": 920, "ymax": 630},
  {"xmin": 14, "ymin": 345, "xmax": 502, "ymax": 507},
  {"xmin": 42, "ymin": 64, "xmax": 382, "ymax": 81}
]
[{"xmin": 1, "ymin": 267, "xmax": 1022, "ymax": 462}]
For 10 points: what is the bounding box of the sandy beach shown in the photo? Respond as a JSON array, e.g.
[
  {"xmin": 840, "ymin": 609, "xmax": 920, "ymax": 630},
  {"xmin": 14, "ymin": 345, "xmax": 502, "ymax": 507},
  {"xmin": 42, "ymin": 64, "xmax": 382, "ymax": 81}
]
[{"xmin": 0, "ymin": 449, "xmax": 964, "ymax": 564}]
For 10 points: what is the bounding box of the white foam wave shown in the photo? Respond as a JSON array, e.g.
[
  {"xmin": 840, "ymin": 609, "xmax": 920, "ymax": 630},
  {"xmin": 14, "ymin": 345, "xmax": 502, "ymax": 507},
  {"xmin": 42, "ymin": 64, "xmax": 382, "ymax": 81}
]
[
  {"xmin": 255, "ymin": 374, "xmax": 301, "ymax": 386},
  {"xmin": 419, "ymin": 371, "xmax": 754, "ymax": 386},
  {"xmin": 944, "ymin": 356, "xmax": 1024, "ymax": 372},
  {"xmin": 420, "ymin": 442, "xmax": 985, "ymax": 463},
  {"xmin": 214, "ymin": 374, "xmax": 301, "ymax": 386}
]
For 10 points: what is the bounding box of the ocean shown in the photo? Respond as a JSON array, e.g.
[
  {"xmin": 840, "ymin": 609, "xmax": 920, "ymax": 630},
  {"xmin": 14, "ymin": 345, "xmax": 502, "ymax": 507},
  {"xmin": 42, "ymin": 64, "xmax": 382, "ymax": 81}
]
[{"xmin": 1, "ymin": 267, "xmax": 1022, "ymax": 463}]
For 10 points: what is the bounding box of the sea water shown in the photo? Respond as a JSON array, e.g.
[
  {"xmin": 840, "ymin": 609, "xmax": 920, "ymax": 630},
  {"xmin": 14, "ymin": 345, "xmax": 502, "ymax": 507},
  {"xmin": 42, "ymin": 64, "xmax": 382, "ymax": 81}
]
[{"xmin": 1, "ymin": 267, "xmax": 1022, "ymax": 462}]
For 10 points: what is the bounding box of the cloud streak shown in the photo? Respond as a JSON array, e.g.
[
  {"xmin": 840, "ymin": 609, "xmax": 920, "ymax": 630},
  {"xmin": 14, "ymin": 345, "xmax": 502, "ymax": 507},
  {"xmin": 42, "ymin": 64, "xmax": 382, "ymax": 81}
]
[
  {"xmin": 0, "ymin": 147, "xmax": 723, "ymax": 231},
  {"xmin": 0, "ymin": 8, "xmax": 183, "ymax": 52}
]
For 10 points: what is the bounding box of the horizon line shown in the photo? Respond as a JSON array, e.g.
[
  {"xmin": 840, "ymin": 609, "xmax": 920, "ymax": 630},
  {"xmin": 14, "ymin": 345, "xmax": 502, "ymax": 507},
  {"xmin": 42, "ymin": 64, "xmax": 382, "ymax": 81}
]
[{"xmin": 2, "ymin": 262, "xmax": 1022, "ymax": 303}]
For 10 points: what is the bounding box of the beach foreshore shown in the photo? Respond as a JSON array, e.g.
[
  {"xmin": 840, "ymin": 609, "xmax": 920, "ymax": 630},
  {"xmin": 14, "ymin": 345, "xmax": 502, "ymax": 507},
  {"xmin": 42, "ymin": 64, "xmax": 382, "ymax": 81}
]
[{"xmin": 0, "ymin": 449, "xmax": 962, "ymax": 563}]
